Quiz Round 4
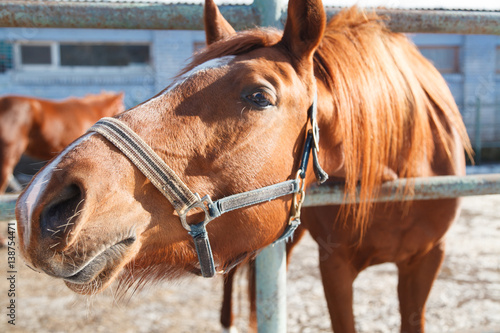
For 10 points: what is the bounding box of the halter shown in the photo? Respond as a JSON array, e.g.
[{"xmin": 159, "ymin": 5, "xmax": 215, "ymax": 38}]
[{"xmin": 89, "ymin": 95, "xmax": 327, "ymax": 278}]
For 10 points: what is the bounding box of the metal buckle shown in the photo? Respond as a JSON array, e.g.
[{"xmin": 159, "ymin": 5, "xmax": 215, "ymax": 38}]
[
  {"xmin": 289, "ymin": 170, "xmax": 306, "ymax": 224},
  {"xmin": 179, "ymin": 194, "xmax": 215, "ymax": 232},
  {"xmin": 312, "ymin": 120, "xmax": 320, "ymax": 152}
]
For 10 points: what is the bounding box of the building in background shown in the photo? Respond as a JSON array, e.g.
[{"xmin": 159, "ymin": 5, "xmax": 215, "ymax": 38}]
[
  {"xmin": 0, "ymin": 4, "xmax": 499, "ymax": 161},
  {"xmin": 0, "ymin": 27, "xmax": 205, "ymax": 110}
]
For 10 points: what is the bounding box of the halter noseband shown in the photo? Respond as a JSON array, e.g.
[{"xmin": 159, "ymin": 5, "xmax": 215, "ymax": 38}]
[{"xmin": 89, "ymin": 95, "xmax": 327, "ymax": 278}]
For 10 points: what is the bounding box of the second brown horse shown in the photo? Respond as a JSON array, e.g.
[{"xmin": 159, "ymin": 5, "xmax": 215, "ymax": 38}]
[{"xmin": 0, "ymin": 92, "xmax": 124, "ymax": 193}]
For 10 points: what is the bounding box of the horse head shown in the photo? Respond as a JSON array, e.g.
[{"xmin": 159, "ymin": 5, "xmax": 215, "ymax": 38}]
[
  {"xmin": 16, "ymin": 0, "xmax": 327, "ymax": 294},
  {"xmin": 84, "ymin": 91, "xmax": 125, "ymax": 117}
]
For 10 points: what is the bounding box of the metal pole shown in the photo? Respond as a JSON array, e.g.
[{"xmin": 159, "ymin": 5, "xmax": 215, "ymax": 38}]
[
  {"xmin": 255, "ymin": 241, "xmax": 287, "ymax": 333},
  {"xmin": 253, "ymin": 0, "xmax": 289, "ymax": 331},
  {"xmin": 1, "ymin": 1, "xmax": 500, "ymax": 35},
  {"xmin": 303, "ymin": 173, "xmax": 500, "ymax": 206},
  {"xmin": 0, "ymin": 1, "xmax": 258, "ymax": 31},
  {"xmin": 253, "ymin": 0, "xmax": 287, "ymax": 28},
  {"xmin": 325, "ymin": 8, "xmax": 500, "ymax": 35}
]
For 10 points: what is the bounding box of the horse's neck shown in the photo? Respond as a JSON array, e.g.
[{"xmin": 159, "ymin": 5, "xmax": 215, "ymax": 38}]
[
  {"xmin": 315, "ymin": 83, "xmax": 400, "ymax": 183},
  {"xmin": 314, "ymin": 83, "xmax": 346, "ymax": 179}
]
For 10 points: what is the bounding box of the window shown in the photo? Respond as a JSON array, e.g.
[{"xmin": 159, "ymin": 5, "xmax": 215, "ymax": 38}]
[
  {"xmin": 20, "ymin": 45, "xmax": 52, "ymax": 65},
  {"xmin": 419, "ymin": 46, "xmax": 460, "ymax": 74},
  {"xmin": 60, "ymin": 44, "xmax": 150, "ymax": 67},
  {"xmin": 0, "ymin": 41, "xmax": 14, "ymax": 73},
  {"xmin": 15, "ymin": 42, "xmax": 150, "ymax": 69}
]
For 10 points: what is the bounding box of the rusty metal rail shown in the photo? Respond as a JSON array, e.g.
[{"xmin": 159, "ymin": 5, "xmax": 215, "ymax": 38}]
[
  {"xmin": 304, "ymin": 173, "xmax": 500, "ymax": 206},
  {"xmin": 1, "ymin": 1, "xmax": 499, "ymax": 35},
  {"xmin": 2, "ymin": 174, "xmax": 500, "ymax": 221}
]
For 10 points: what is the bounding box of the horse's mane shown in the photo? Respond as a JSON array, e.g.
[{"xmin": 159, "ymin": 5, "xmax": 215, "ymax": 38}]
[
  {"xmin": 78, "ymin": 91, "xmax": 123, "ymax": 103},
  {"xmin": 185, "ymin": 7, "xmax": 472, "ymax": 231}
]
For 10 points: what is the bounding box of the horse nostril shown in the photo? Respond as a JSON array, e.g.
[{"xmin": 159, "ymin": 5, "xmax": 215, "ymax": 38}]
[{"xmin": 40, "ymin": 184, "xmax": 84, "ymax": 238}]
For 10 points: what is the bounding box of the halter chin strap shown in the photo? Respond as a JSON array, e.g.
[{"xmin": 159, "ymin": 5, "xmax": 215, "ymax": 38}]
[{"xmin": 89, "ymin": 99, "xmax": 327, "ymax": 278}]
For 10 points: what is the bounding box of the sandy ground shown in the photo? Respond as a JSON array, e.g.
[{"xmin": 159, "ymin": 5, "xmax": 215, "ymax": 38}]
[{"xmin": 1, "ymin": 195, "xmax": 499, "ymax": 333}]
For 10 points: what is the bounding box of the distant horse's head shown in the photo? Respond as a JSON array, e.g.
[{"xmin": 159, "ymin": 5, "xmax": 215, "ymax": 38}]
[
  {"xmin": 16, "ymin": 0, "xmax": 326, "ymax": 294},
  {"xmin": 80, "ymin": 91, "xmax": 125, "ymax": 117}
]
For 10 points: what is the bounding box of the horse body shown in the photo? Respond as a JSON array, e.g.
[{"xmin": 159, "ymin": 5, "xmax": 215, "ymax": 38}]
[
  {"xmin": 301, "ymin": 14, "xmax": 468, "ymax": 331},
  {"xmin": 0, "ymin": 92, "xmax": 124, "ymax": 192},
  {"xmin": 15, "ymin": 1, "xmax": 470, "ymax": 332}
]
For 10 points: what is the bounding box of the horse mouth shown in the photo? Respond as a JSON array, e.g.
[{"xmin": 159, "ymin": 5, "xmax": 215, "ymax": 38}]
[{"xmin": 63, "ymin": 237, "xmax": 136, "ymax": 291}]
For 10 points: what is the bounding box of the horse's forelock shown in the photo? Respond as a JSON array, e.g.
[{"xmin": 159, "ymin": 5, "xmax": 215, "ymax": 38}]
[{"xmin": 179, "ymin": 28, "xmax": 283, "ymax": 79}]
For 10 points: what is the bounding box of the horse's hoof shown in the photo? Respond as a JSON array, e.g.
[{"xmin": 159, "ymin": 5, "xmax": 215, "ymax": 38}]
[{"xmin": 222, "ymin": 326, "xmax": 238, "ymax": 333}]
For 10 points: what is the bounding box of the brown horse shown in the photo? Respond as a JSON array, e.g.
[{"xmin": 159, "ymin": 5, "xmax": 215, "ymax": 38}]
[
  {"xmin": 0, "ymin": 92, "xmax": 124, "ymax": 193},
  {"xmin": 15, "ymin": 0, "xmax": 471, "ymax": 332}
]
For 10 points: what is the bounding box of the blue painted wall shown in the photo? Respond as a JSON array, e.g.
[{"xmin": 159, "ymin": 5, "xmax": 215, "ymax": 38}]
[{"xmin": 1, "ymin": 28, "xmax": 499, "ymax": 143}]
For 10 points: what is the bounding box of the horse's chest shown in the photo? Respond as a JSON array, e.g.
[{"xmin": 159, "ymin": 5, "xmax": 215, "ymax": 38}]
[{"xmin": 305, "ymin": 199, "xmax": 460, "ymax": 268}]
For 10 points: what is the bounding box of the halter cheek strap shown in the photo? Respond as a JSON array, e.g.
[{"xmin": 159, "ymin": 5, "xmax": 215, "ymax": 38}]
[
  {"xmin": 309, "ymin": 92, "xmax": 329, "ymax": 183},
  {"xmin": 89, "ymin": 99, "xmax": 327, "ymax": 278}
]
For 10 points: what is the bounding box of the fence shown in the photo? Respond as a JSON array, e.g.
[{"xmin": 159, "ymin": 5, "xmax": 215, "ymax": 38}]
[
  {"xmin": 1, "ymin": 1, "xmax": 500, "ymax": 332},
  {"xmin": 3, "ymin": 174, "xmax": 500, "ymax": 221},
  {"xmin": 1, "ymin": 1, "xmax": 500, "ymax": 34}
]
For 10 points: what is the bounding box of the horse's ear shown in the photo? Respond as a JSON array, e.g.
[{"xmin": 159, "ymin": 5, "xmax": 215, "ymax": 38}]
[
  {"xmin": 204, "ymin": 0, "xmax": 236, "ymax": 45},
  {"xmin": 281, "ymin": 0, "xmax": 326, "ymax": 65}
]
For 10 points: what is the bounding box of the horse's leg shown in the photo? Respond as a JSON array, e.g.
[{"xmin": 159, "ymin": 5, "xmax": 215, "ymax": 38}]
[
  {"xmin": 247, "ymin": 261, "xmax": 257, "ymax": 332},
  {"xmin": 0, "ymin": 145, "xmax": 9, "ymax": 193},
  {"xmin": 0, "ymin": 140, "xmax": 26, "ymax": 193},
  {"xmin": 318, "ymin": 248, "xmax": 359, "ymax": 333},
  {"xmin": 303, "ymin": 206, "xmax": 358, "ymax": 333},
  {"xmin": 220, "ymin": 262, "xmax": 257, "ymax": 333},
  {"xmin": 221, "ymin": 267, "xmax": 238, "ymax": 333},
  {"xmin": 7, "ymin": 175, "xmax": 22, "ymax": 192},
  {"xmin": 396, "ymin": 242, "xmax": 445, "ymax": 333}
]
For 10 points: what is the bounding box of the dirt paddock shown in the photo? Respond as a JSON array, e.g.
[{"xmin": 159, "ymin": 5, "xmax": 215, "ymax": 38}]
[{"xmin": 1, "ymin": 195, "xmax": 499, "ymax": 333}]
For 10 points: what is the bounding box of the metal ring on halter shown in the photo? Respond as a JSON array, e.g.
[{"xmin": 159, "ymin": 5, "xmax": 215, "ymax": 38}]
[
  {"xmin": 179, "ymin": 194, "xmax": 215, "ymax": 232},
  {"xmin": 290, "ymin": 169, "xmax": 306, "ymax": 223}
]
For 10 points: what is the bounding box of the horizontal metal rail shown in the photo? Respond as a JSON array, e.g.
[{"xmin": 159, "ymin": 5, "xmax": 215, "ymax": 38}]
[
  {"xmin": 303, "ymin": 173, "xmax": 500, "ymax": 206},
  {"xmin": 2, "ymin": 174, "xmax": 500, "ymax": 221},
  {"xmin": 1, "ymin": 1, "xmax": 499, "ymax": 35},
  {"xmin": 328, "ymin": 8, "xmax": 500, "ymax": 35},
  {"xmin": 0, "ymin": 1, "xmax": 256, "ymax": 31}
]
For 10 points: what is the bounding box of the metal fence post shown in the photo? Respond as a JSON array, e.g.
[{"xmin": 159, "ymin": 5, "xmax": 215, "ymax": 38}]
[
  {"xmin": 256, "ymin": 241, "xmax": 287, "ymax": 333},
  {"xmin": 253, "ymin": 1, "xmax": 288, "ymax": 332},
  {"xmin": 253, "ymin": 0, "xmax": 287, "ymax": 28}
]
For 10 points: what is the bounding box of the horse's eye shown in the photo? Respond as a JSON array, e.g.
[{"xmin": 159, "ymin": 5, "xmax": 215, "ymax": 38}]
[{"xmin": 246, "ymin": 91, "xmax": 274, "ymax": 108}]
